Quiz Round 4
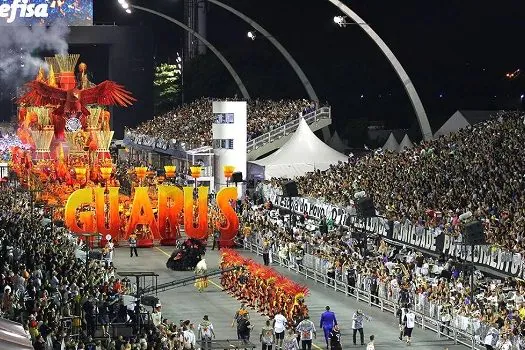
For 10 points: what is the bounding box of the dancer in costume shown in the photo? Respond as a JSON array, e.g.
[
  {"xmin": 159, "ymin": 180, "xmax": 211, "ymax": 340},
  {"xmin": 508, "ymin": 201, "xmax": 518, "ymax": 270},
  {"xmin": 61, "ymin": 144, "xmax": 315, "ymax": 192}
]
[{"xmin": 194, "ymin": 258, "xmax": 208, "ymax": 292}]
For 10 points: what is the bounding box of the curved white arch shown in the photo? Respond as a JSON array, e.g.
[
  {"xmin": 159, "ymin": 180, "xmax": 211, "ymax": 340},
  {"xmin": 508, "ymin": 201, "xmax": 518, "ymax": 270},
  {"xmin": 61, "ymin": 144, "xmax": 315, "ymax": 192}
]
[
  {"xmin": 208, "ymin": 0, "xmax": 318, "ymax": 103},
  {"xmin": 132, "ymin": 5, "xmax": 251, "ymax": 100},
  {"xmin": 327, "ymin": 0, "xmax": 432, "ymax": 140}
]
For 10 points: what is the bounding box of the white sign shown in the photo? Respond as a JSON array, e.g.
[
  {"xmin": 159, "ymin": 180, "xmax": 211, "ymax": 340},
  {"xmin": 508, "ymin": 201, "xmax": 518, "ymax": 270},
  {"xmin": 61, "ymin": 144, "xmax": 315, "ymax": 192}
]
[{"xmin": 0, "ymin": 0, "xmax": 48, "ymax": 24}]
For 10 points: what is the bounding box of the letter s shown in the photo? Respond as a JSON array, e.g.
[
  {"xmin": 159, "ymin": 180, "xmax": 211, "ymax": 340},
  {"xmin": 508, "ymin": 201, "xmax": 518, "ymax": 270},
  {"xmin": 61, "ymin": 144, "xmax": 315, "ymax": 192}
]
[{"xmin": 216, "ymin": 187, "xmax": 239, "ymax": 248}]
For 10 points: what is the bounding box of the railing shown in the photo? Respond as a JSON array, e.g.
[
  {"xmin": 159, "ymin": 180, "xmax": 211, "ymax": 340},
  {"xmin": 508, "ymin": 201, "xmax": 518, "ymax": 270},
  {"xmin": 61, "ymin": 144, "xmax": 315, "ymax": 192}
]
[
  {"xmin": 246, "ymin": 107, "xmax": 331, "ymax": 153},
  {"xmin": 242, "ymin": 237, "xmax": 487, "ymax": 350},
  {"xmin": 124, "ymin": 107, "xmax": 331, "ymax": 156}
]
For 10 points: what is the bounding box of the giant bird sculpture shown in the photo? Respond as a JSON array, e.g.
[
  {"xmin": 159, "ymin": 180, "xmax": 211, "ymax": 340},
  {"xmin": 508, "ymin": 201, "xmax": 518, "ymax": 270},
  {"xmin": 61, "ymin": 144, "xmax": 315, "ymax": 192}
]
[{"xmin": 18, "ymin": 79, "xmax": 136, "ymax": 140}]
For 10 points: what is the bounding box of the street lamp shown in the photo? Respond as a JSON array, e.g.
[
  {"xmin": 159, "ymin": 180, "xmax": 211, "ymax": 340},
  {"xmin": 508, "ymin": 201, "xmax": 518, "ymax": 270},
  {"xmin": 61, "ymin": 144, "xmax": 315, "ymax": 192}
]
[
  {"xmin": 190, "ymin": 166, "xmax": 202, "ymax": 189},
  {"xmin": 333, "ymin": 15, "xmax": 348, "ymax": 27},
  {"xmin": 118, "ymin": 0, "xmax": 132, "ymax": 13},
  {"xmin": 74, "ymin": 166, "xmax": 87, "ymax": 185},
  {"xmin": 100, "ymin": 166, "xmax": 113, "ymax": 188},
  {"xmin": 164, "ymin": 165, "xmax": 176, "ymax": 181},
  {"xmin": 223, "ymin": 165, "xmax": 235, "ymax": 187},
  {"xmin": 134, "ymin": 166, "xmax": 148, "ymax": 187}
]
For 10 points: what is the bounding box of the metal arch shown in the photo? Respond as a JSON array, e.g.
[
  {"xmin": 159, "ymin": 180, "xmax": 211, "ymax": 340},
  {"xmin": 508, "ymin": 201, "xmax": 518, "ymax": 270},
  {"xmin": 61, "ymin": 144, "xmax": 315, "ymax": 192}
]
[
  {"xmin": 207, "ymin": 0, "xmax": 319, "ymax": 103},
  {"xmin": 131, "ymin": 5, "xmax": 251, "ymax": 101},
  {"xmin": 327, "ymin": 0, "xmax": 433, "ymax": 140}
]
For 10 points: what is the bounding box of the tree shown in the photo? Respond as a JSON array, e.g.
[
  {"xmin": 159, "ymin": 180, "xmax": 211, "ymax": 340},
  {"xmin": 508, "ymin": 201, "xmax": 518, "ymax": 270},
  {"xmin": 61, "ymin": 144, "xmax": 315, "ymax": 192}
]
[{"xmin": 153, "ymin": 63, "xmax": 181, "ymax": 114}]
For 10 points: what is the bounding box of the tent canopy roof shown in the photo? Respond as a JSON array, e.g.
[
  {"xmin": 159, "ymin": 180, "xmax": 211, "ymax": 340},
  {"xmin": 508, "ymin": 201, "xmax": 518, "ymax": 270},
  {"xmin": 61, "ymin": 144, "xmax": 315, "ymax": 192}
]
[
  {"xmin": 253, "ymin": 118, "xmax": 347, "ymax": 178},
  {"xmin": 382, "ymin": 132, "xmax": 399, "ymax": 151}
]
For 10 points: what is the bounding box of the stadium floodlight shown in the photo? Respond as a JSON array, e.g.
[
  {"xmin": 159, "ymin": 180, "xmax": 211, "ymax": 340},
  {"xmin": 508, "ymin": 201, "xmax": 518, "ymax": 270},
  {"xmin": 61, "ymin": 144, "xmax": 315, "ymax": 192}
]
[
  {"xmin": 121, "ymin": 2, "xmax": 129, "ymax": 9},
  {"xmin": 333, "ymin": 15, "xmax": 348, "ymax": 27},
  {"xmin": 247, "ymin": 31, "xmax": 256, "ymax": 40},
  {"xmin": 118, "ymin": 0, "xmax": 125, "ymax": 4},
  {"xmin": 125, "ymin": 8, "xmax": 132, "ymax": 14}
]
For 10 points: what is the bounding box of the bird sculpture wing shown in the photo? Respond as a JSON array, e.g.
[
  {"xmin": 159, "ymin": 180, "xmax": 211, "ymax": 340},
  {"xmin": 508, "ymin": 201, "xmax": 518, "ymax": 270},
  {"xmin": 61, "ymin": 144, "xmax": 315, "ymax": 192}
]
[
  {"xmin": 17, "ymin": 80, "xmax": 67, "ymax": 106},
  {"xmin": 80, "ymin": 80, "xmax": 136, "ymax": 106}
]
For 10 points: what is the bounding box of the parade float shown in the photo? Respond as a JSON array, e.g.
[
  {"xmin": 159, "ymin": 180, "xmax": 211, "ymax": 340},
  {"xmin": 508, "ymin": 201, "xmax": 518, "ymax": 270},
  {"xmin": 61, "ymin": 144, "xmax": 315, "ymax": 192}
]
[{"xmin": 10, "ymin": 54, "xmax": 239, "ymax": 248}]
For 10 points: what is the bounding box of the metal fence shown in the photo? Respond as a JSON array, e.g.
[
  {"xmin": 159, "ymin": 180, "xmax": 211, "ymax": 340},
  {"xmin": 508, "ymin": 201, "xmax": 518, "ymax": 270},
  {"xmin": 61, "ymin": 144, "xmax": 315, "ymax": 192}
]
[
  {"xmin": 246, "ymin": 107, "xmax": 331, "ymax": 153},
  {"xmin": 243, "ymin": 236, "xmax": 488, "ymax": 350}
]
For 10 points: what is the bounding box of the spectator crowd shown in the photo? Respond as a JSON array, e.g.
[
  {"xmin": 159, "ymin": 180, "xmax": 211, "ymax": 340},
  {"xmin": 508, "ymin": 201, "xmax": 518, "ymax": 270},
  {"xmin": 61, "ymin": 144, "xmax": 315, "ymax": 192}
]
[
  {"xmin": 0, "ymin": 186, "xmax": 218, "ymax": 350},
  {"xmin": 267, "ymin": 110, "xmax": 525, "ymax": 255},
  {"xmin": 242, "ymin": 199, "xmax": 525, "ymax": 349},
  {"xmin": 127, "ymin": 98, "xmax": 318, "ymax": 150}
]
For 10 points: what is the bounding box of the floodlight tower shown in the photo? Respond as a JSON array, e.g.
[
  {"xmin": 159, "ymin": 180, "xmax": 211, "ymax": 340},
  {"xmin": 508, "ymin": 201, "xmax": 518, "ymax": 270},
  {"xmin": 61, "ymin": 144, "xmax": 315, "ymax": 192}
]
[{"xmin": 184, "ymin": 0, "xmax": 208, "ymax": 60}]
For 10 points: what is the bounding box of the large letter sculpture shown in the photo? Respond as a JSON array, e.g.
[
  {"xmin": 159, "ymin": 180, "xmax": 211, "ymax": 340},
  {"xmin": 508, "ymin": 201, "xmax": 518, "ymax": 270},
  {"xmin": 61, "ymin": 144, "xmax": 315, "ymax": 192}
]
[
  {"xmin": 158, "ymin": 185, "xmax": 184, "ymax": 243},
  {"xmin": 183, "ymin": 186, "xmax": 209, "ymax": 240},
  {"xmin": 215, "ymin": 187, "xmax": 239, "ymax": 248},
  {"xmin": 65, "ymin": 188, "xmax": 95, "ymax": 233}
]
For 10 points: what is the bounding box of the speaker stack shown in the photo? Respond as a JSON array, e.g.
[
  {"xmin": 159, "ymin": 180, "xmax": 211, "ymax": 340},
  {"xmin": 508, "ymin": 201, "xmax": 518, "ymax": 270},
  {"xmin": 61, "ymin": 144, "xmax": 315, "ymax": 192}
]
[
  {"xmin": 282, "ymin": 181, "xmax": 299, "ymax": 197},
  {"xmin": 231, "ymin": 172, "xmax": 243, "ymax": 183},
  {"xmin": 355, "ymin": 197, "xmax": 375, "ymax": 218},
  {"xmin": 463, "ymin": 220, "xmax": 486, "ymax": 245}
]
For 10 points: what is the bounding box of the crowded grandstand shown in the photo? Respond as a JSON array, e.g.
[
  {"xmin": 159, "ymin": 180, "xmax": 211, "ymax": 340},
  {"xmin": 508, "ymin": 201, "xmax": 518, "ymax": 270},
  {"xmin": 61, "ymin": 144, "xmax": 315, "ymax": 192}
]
[{"xmin": 126, "ymin": 98, "xmax": 318, "ymax": 150}]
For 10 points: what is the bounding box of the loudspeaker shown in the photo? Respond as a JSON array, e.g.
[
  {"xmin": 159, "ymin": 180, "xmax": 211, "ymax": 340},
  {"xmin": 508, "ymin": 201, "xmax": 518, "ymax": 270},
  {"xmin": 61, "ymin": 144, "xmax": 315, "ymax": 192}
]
[
  {"xmin": 231, "ymin": 172, "xmax": 243, "ymax": 183},
  {"xmin": 282, "ymin": 181, "xmax": 298, "ymax": 197},
  {"xmin": 355, "ymin": 197, "xmax": 375, "ymax": 218},
  {"xmin": 463, "ymin": 220, "xmax": 485, "ymax": 245},
  {"xmin": 141, "ymin": 295, "xmax": 159, "ymax": 307}
]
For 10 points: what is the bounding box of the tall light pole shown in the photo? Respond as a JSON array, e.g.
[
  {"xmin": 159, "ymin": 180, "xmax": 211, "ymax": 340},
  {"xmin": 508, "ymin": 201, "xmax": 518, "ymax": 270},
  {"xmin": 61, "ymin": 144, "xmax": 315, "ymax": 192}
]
[
  {"xmin": 207, "ymin": 0, "xmax": 319, "ymax": 103},
  {"xmin": 176, "ymin": 53, "xmax": 184, "ymax": 105},
  {"xmin": 328, "ymin": 0, "xmax": 433, "ymax": 140},
  {"xmin": 118, "ymin": 1, "xmax": 251, "ymax": 101}
]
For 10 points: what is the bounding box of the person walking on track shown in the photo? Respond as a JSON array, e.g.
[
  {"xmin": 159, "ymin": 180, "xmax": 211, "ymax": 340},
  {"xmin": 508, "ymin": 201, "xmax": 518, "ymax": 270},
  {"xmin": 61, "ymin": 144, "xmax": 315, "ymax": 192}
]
[
  {"xmin": 403, "ymin": 307, "xmax": 416, "ymax": 345},
  {"xmin": 352, "ymin": 309, "xmax": 370, "ymax": 346},
  {"xmin": 273, "ymin": 310, "xmax": 287, "ymax": 350},
  {"xmin": 296, "ymin": 315, "xmax": 316, "ymax": 350},
  {"xmin": 320, "ymin": 306, "xmax": 337, "ymax": 348},
  {"xmin": 329, "ymin": 325, "xmax": 342, "ymax": 350},
  {"xmin": 128, "ymin": 233, "xmax": 138, "ymax": 257},
  {"xmin": 366, "ymin": 335, "xmax": 375, "ymax": 350},
  {"xmin": 260, "ymin": 319, "xmax": 275, "ymax": 350},
  {"xmin": 396, "ymin": 304, "xmax": 407, "ymax": 341}
]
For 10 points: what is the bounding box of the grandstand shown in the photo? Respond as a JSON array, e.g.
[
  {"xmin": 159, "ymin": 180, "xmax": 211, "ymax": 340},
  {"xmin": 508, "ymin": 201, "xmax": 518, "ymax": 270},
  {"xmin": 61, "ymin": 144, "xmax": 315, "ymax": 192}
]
[
  {"xmin": 122, "ymin": 98, "xmax": 330, "ymax": 167},
  {"xmin": 268, "ymin": 110, "xmax": 525, "ymax": 255}
]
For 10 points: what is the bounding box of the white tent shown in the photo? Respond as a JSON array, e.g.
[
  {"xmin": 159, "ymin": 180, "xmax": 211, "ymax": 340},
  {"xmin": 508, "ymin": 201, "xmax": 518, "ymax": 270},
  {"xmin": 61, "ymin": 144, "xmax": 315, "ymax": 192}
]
[
  {"xmin": 328, "ymin": 130, "xmax": 347, "ymax": 153},
  {"xmin": 398, "ymin": 134, "xmax": 414, "ymax": 151},
  {"xmin": 434, "ymin": 110, "xmax": 495, "ymax": 138},
  {"xmin": 253, "ymin": 118, "xmax": 348, "ymax": 178},
  {"xmin": 382, "ymin": 132, "xmax": 399, "ymax": 151},
  {"xmin": 0, "ymin": 318, "xmax": 33, "ymax": 350}
]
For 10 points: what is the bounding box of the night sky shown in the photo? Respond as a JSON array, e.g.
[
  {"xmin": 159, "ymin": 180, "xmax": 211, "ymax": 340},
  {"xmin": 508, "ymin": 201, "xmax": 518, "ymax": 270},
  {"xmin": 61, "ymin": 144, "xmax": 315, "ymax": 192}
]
[{"xmin": 41, "ymin": 1, "xmax": 525, "ymax": 137}]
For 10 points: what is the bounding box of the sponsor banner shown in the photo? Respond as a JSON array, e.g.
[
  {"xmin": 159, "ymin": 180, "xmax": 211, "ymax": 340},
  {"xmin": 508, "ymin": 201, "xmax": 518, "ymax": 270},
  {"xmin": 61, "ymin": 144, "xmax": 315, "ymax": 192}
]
[
  {"xmin": 0, "ymin": 0, "xmax": 93, "ymax": 26},
  {"xmin": 261, "ymin": 184, "xmax": 524, "ymax": 278},
  {"xmin": 442, "ymin": 235, "xmax": 525, "ymax": 279},
  {"xmin": 271, "ymin": 194, "xmax": 350, "ymax": 227}
]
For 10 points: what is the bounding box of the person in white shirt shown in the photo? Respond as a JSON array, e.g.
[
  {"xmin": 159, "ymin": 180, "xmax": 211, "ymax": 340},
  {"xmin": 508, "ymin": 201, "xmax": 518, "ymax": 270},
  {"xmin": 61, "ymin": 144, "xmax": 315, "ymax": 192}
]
[
  {"xmin": 273, "ymin": 311, "xmax": 287, "ymax": 349},
  {"xmin": 151, "ymin": 304, "xmax": 162, "ymax": 328},
  {"xmin": 198, "ymin": 315, "xmax": 215, "ymax": 350},
  {"xmin": 498, "ymin": 334, "xmax": 512, "ymax": 350},
  {"xmin": 182, "ymin": 326, "xmax": 195, "ymax": 350},
  {"xmin": 483, "ymin": 324, "xmax": 499, "ymax": 350},
  {"xmin": 296, "ymin": 315, "xmax": 316, "ymax": 350},
  {"xmin": 366, "ymin": 335, "xmax": 375, "ymax": 350},
  {"xmin": 403, "ymin": 308, "xmax": 416, "ymax": 345}
]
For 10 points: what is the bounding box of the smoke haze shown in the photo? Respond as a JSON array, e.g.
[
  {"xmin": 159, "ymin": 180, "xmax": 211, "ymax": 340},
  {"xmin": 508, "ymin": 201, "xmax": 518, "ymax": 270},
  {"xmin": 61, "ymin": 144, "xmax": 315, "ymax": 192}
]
[{"xmin": 0, "ymin": 20, "xmax": 70, "ymax": 96}]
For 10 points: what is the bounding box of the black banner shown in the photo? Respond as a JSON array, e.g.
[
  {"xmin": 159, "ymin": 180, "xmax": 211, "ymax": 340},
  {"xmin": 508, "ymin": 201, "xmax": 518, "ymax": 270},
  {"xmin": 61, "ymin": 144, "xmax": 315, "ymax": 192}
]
[{"xmin": 266, "ymin": 189, "xmax": 524, "ymax": 278}]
